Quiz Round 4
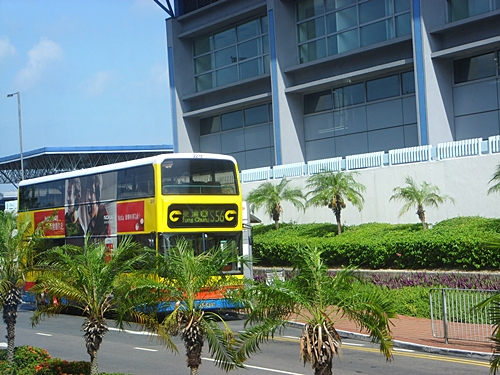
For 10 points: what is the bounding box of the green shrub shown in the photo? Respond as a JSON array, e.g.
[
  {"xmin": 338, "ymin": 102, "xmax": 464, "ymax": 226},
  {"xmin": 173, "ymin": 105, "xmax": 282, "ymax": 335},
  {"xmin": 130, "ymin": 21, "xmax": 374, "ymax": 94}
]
[
  {"xmin": 252, "ymin": 217, "xmax": 500, "ymax": 270},
  {"xmin": 337, "ymin": 277, "xmax": 432, "ymax": 319},
  {"xmin": 0, "ymin": 345, "xmax": 51, "ymax": 374},
  {"xmin": 35, "ymin": 358, "xmax": 90, "ymax": 375},
  {"xmin": 387, "ymin": 286, "xmax": 431, "ymax": 318},
  {"xmin": 0, "ymin": 346, "xmax": 92, "ymax": 375}
]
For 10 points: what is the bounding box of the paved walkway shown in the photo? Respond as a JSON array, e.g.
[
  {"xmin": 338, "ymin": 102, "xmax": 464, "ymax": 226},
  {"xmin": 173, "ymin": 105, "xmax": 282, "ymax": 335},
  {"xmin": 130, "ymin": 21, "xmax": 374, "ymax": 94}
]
[{"xmin": 288, "ymin": 314, "xmax": 494, "ymax": 360}]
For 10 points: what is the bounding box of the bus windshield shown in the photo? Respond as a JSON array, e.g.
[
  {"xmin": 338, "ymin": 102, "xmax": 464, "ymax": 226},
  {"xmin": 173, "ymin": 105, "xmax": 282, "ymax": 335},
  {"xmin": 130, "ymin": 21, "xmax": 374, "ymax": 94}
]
[
  {"xmin": 158, "ymin": 232, "xmax": 242, "ymax": 273},
  {"xmin": 161, "ymin": 158, "xmax": 238, "ymax": 195}
]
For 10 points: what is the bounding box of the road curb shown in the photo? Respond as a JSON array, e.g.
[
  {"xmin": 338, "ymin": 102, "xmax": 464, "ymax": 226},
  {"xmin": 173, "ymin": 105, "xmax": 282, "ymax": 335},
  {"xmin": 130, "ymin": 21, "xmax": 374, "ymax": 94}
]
[{"xmin": 286, "ymin": 321, "xmax": 492, "ymax": 361}]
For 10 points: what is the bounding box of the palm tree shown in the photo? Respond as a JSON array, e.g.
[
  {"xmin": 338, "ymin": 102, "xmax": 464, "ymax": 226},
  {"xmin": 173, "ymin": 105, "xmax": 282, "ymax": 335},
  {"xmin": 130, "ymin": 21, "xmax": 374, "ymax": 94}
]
[
  {"xmin": 235, "ymin": 245, "xmax": 396, "ymax": 375},
  {"xmin": 0, "ymin": 211, "xmax": 42, "ymax": 366},
  {"xmin": 305, "ymin": 171, "xmax": 365, "ymax": 234},
  {"xmin": 246, "ymin": 177, "xmax": 305, "ymax": 229},
  {"xmin": 30, "ymin": 236, "xmax": 154, "ymax": 375},
  {"xmin": 476, "ymin": 292, "xmax": 500, "ymax": 374},
  {"xmin": 130, "ymin": 238, "xmax": 250, "ymax": 375},
  {"xmin": 389, "ymin": 176, "xmax": 455, "ymax": 229},
  {"xmin": 474, "ymin": 235, "xmax": 500, "ymax": 374},
  {"xmin": 488, "ymin": 164, "xmax": 500, "ymax": 195}
]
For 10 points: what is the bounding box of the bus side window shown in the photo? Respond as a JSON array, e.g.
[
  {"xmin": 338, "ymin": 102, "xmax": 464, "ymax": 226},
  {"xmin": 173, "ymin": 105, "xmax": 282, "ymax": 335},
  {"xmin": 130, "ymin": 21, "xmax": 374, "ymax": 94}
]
[{"xmin": 137, "ymin": 181, "xmax": 150, "ymax": 196}]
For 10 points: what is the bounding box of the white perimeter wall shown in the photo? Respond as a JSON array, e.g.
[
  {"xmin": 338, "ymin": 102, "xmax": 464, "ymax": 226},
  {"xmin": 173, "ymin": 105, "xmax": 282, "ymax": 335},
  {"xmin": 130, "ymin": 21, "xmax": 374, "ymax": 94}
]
[{"xmin": 241, "ymin": 153, "xmax": 500, "ymax": 227}]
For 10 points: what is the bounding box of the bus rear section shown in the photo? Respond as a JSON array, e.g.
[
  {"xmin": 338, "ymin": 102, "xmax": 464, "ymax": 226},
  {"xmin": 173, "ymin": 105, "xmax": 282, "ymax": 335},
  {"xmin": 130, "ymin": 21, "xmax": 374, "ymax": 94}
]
[{"xmin": 155, "ymin": 155, "xmax": 250, "ymax": 311}]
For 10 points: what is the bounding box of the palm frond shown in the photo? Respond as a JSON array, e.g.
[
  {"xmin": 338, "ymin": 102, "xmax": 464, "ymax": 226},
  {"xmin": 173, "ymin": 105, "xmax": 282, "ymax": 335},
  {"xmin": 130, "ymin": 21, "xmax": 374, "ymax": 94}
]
[
  {"xmin": 245, "ymin": 178, "xmax": 305, "ymax": 228},
  {"xmin": 390, "ymin": 176, "xmax": 454, "ymax": 220},
  {"xmin": 202, "ymin": 316, "xmax": 242, "ymax": 371},
  {"xmin": 235, "ymin": 318, "xmax": 287, "ymax": 362},
  {"xmin": 30, "ymin": 293, "xmax": 70, "ymax": 326},
  {"xmin": 237, "ymin": 278, "xmax": 298, "ymax": 323},
  {"xmin": 474, "ymin": 292, "xmax": 500, "ymax": 374},
  {"xmin": 0, "ymin": 212, "xmax": 40, "ymax": 294},
  {"xmin": 338, "ymin": 283, "xmax": 395, "ymax": 360},
  {"xmin": 488, "ymin": 164, "xmax": 500, "ymax": 195}
]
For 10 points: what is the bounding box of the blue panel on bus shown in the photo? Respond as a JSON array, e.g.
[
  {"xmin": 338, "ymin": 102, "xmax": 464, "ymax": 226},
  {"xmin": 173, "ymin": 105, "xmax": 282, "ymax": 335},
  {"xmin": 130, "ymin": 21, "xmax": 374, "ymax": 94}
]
[{"xmin": 157, "ymin": 299, "xmax": 241, "ymax": 313}]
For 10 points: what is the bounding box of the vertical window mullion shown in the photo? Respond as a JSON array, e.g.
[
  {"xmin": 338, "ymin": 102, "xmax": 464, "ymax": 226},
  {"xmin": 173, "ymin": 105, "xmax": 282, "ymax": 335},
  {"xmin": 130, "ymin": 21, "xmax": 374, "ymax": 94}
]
[{"xmin": 357, "ymin": 3, "xmax": 361, "ymax": 49}]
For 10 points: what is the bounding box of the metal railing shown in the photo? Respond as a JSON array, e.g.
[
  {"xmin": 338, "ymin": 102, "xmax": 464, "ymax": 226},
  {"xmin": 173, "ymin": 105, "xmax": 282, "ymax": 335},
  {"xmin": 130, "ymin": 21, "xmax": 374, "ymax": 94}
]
[
  {"xmin": 240, "ymin": 135, "xmax": 500, "ymax": 183},
  {"xmin": 307, "ymin": 156, "xmax": 343, "ymax": 174},
  {"xmin": 265, "ymin": 268, "xmax": 285, "ymax": 285},
  {"xmin": 430, "ymin": 288, "xmax": 495, "ymax": 343},
  {"xmin": 240, "ymin": 166, "xmax": 271, "ymax": 183},
  {"xmin": 490, "ymin": 135, "xmax": 500, "ymax": 154},
  {"xmin": 389, "ymin": 145, "xmax": 432, "ymax": 165},
  {"xmin": 437, "ymin": 138, "xmax": 482, "ymax": 160},
  {"xmin": 273, "ymin": 162, "xmax": 305, "ymax": 179},
  {"xmin": 346, "ymin": 151, "xmax": 384, "ymax": 170}
]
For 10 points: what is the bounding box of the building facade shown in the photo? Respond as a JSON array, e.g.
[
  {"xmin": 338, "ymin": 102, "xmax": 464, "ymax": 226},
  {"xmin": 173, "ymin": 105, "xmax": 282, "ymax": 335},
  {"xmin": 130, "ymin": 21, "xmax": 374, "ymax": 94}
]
[{"xmin": 164, "ymin": 0, "xmax": 500, "ymax": 171}]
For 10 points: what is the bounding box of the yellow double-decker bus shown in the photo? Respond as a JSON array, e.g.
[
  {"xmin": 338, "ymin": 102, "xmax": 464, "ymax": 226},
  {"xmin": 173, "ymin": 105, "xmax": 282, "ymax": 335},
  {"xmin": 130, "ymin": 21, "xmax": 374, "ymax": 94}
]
[{"xmin": 18, "ymin": 153, "xmax": 252, "ymax": 310}]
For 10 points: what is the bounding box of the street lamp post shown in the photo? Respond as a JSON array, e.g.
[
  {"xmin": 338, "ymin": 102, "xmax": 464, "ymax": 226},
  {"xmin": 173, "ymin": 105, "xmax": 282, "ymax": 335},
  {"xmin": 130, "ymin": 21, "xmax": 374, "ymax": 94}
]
[{"xmin": 7, "ymin": 91, "xmax": 24, "ymax": 181}]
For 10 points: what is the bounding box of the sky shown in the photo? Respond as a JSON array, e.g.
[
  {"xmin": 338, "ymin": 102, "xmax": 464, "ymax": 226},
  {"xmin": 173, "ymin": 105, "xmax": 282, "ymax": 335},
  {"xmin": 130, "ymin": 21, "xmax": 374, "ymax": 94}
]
[{"xmin": 0, "ymin": 0, "xmax": 173, "ymax": 160}]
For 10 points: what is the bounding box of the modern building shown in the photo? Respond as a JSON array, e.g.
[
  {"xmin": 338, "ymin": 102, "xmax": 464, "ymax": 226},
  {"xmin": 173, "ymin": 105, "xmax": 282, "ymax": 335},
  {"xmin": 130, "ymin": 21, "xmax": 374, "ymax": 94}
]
[{"xmin": 160, "ymin": 0, "xmax": 500, "ymax": 171}]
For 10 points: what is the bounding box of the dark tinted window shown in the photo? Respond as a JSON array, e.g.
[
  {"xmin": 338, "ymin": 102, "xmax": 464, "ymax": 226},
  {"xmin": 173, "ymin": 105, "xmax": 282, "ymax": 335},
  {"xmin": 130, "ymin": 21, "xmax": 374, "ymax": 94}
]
[
  {"xmin": 221, "ymin": 110, "xmax": 243, "ymax": 131},
  {"xmin": 334, "ymin": 83, "xmax": 365, "ymax": 108},
  {"xmin": 454, "ymin": 53, "xmax": 497, "ymax": 84},
  {"xmin": 117, "ymin": 165, "xmax": 155, "ymax": 200},
  {"xmin": 401, "ymin": 71, "xmax": 415, "ymax": 94},
  {"xmin": 366, "ymin": 75, "xmax": 400, "ymax": 101},
  {"xmin": 19, "ymin": 180, "xmax": 64, "ymax": 211},
  {"xmin": 245, "ymin": 104, "xmax": 269, "ymax": 126},
  {"xmin": 304, "ymin": 90, "xmax": 333, "ymax": 114},
  {"xmin": 200, "ymin": 116, "xmax": 221, "ymax": 135},
  {"xmin": 161, "ymin": 158, "xmax": 238, "ymax": 195}
]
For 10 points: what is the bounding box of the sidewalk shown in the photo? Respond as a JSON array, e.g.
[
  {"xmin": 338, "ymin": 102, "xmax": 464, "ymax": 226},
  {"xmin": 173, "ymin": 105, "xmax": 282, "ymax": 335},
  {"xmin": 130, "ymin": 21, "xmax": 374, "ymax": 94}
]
[{"xmin": 288, "ymin": 314, "xmax": 494, "ymax": 360}]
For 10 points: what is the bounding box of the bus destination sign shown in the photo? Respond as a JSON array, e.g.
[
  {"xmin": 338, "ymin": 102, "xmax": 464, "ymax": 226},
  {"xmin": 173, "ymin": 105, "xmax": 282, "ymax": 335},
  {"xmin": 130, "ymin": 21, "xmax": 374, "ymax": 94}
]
[{"xmin": 167, "ymin": 204, "xmax": 239, "ymax": 228}]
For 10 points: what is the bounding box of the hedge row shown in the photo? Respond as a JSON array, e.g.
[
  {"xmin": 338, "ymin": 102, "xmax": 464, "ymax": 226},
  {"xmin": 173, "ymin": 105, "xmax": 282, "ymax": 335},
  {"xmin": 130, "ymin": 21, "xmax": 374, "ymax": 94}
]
[{"xmin": 252, "ymin": 217, "xmax": 500, "ymax": 270}]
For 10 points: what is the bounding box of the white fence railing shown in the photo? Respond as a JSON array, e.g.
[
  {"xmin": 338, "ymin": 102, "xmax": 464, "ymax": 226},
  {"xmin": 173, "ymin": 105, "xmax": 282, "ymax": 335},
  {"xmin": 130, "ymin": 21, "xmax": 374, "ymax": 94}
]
[
  {"xmin": 389, "ymin": 145, "xmax": 432, "ymax": 165},
  {"xmin": 346, "ymin": 151, "xmax": 384, "ymax": 170},
  {"xmin": 240, "ymin": 166, "xmax": 271, "ymax": 183},
  {"xmin": 240, "ymin": 135, "xmax": 500, "ymax": 183},
  {"xmin": 307, "ymin": 157, "xmax": 343, "ymax": 174},
  {"xmin": 273, "ymin": 162, "xmax": 305, "ymax": 179},
  {"xmin": 490, "ymin": 135, "xmax": 500, "ymax": 154},
  {"xmin": 437, "ymin": 138, "xmax": 482, "ymax": 160},
  {"xmin": 430, "ymin": 288, "xmax": 495, "ymax": 343}
]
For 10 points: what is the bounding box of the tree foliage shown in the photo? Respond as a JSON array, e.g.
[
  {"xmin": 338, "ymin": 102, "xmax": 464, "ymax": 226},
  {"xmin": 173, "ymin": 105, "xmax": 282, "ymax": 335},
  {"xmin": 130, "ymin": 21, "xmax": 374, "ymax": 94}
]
[
  {"xmin": 128, "ymin": 238, "xmax": 251, "ymax": 374},
  {"xmin": 488, "ymin": 164, "xmax": 500, "ymax": 195},
  {"xmin": 30, "ymin": 236, "xmax": 154, "ymax": 375},
  {"xmin": 235, "ymin": 246, "xmax": 396, "ymax": 375},
  {"xmin": 389, "ymin": 176, "xmax": 455, "ymax": 229},
  {"xmin": 0, "ymin": 211, "xmax": 43, "ymax": 366},
  {"xmin": 246, "ymin": 178, "xmax": 305, "ymax": 229},
  {"xmin": 474, "ymin": 235, "xmax": 500, "ymax": 375},
  {"xmin": 306, "ymin": 171, "xmax": 365, "ymax": 234}
]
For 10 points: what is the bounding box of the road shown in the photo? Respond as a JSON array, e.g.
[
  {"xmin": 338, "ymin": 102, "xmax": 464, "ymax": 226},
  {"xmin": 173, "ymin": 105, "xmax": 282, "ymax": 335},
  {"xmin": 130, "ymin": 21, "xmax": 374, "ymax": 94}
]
[{"xmin": 0, "ymin": 304, "xmax": 490, "ymax": 375}]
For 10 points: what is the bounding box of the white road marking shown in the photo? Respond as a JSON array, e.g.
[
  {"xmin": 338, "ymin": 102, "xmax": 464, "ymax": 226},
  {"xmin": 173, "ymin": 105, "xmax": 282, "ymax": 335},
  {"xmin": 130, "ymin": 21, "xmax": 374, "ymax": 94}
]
[
  {"xmin": 36, "ymin": 333, "xmax": 52, "ymax": 337},
  {"xmin": 203, "ymin": 357, "xmax": 306, "ymax": 374},
  {"xmin": 134, "ymin": 347, "xmax": 158, "ymax": 352},
  {"xmin": 394, "ymin": 348, "xmax": 415, "ymax": 353},
  {"xmin": 108, "ymin": 327, "xmax": 156, "ymax": 336},
  {"xmin": 0, "ymin": 343, "xmax": 7, "ymax": 348}
]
